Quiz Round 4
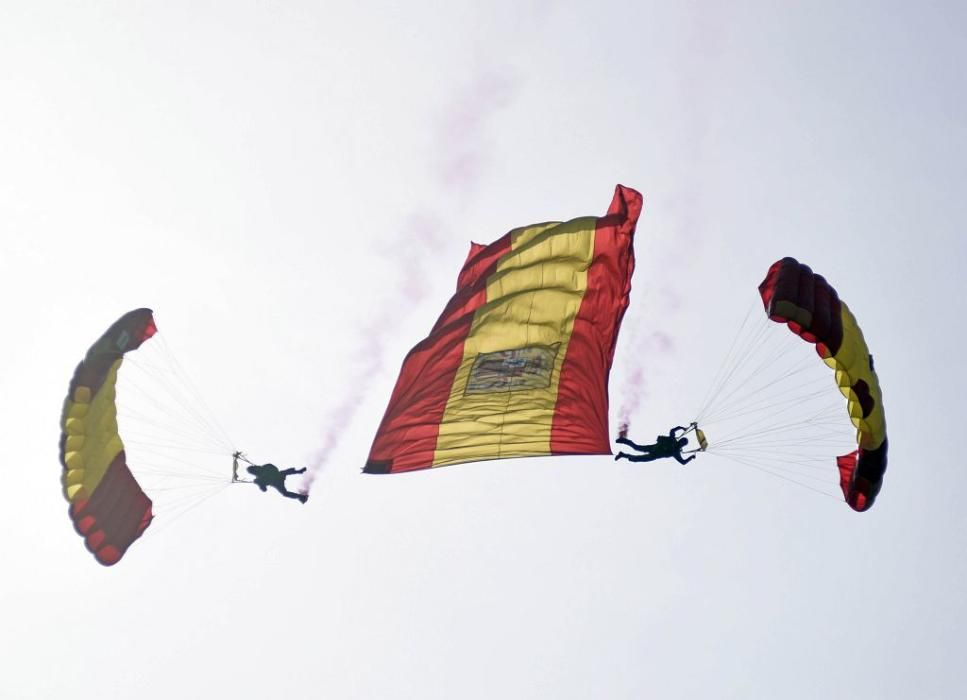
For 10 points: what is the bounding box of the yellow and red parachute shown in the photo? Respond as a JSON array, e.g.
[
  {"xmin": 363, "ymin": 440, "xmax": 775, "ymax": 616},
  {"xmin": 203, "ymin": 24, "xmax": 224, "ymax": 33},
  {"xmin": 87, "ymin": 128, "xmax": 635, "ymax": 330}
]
[
  {"xmin": 365, "ymin": 185, "xmax": 641, "ymax": 473},
  {"xmin": 59, "ymin": 309, "xmax": 157, "ymax": 565},
  {"xmin": 759, "ymin": 258, "xmax": 888, "ymax": 511}
]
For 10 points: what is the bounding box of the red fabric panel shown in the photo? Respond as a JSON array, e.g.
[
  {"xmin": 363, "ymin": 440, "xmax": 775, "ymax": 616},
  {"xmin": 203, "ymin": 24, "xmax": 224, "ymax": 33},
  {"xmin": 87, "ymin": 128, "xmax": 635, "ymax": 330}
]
[
  {"xmin": 757, "ymin": 261, "xmax": 780, "ymax": 311},
  {"xmin": 811, "ymin": 276, "xmax": 832, "ymax": 347},
  {"xmin": 759, "ymin": 257, "xmax": 800, "ymax": 319},
  {"xmin": 837, "ymin": 439, "xmax": 887, "ymax": 512},
  {"xmin": 70, "ymin": 453, "xmax": 153, "ymax": 566},
  {"xmin": 758, "ymin": 258, "xmax": 844, "ymax": 354},
  {"xmin": 795, "ymin": 263, "xmax": 816, "ymax": 341},
  {"xmin": 837, "ymin": 451, "xmax": 858, "ymax": 504},
  {"xmin": 550, "ymin": 185, "xmax": 641, "ymax": 455},
  {"xmin": 364, "ymin": 235, "xmax": 514, "ymax": 473}
]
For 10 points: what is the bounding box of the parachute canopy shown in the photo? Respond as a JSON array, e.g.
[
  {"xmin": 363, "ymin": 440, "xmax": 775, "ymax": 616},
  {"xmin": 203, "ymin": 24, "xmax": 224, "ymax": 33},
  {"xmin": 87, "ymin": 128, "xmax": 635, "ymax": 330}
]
[
  {"xmin": 59, "ymin": 309, "xmax": 157, "ymax": 565},
  {"xmin": 365, "ymin": 185, "xmax": 642, "ymax": 473},
  {"xmin": 759, "ymin": 257, "xmax": 887, "ymax": 511}
]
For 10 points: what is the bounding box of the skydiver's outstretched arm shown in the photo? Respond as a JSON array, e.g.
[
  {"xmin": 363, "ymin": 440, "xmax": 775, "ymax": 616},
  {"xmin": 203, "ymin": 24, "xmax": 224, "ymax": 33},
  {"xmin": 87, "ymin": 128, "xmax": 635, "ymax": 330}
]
[
  {"xmin": 674, "ymin": 453, "xmax": 696, "ymax": 465},
  {"xmin": 669, "ymin": 426, "xmax": 687, "ymax": 438}
]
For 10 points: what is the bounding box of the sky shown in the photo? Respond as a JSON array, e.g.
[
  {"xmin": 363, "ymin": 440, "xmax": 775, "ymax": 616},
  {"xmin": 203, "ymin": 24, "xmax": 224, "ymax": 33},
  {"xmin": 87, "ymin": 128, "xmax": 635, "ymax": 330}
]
[{"xmin": 2, "ymin": 1, "xmax": 966, "ymax": 698}]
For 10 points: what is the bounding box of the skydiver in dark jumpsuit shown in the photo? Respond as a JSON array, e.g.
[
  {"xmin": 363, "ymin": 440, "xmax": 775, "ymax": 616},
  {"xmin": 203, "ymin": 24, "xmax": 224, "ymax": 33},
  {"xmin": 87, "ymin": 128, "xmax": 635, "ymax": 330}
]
[
  {"xmin": 234, "ymin": 452, "xmax": 309, "ymax": 503},
  {"xmin": 246, "ymin": 464, "xmax": 309, "ymax": 502},
  {"xmin": 614, "ymin": 425, "xmax": 696, "ymax": 465}
]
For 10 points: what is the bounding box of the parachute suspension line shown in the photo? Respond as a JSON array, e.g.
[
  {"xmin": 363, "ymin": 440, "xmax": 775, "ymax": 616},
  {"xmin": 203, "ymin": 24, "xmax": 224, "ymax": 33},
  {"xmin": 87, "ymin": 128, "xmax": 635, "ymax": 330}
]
[
  {"xmin": 707, "ymin": 393, "xmax": 844, "ymax": 447},
  {"xmin": 146, "ymin": 481, "xmax": 233, "ymax": 537},
  {"xmin": 702, "ymin": 383, "xmax": 838, "ymax": 446},
  {"xmin": 696, "ymin": 317, "xmax": 786, "ymax": 430},
  {"xmin": 235, "ymin": 452, "xmax": 256, "ymax": 466},
  {"xmin": 706, "ymin": 450, "xmax": 841, "ymax": 501},
  {"xmin": 154, "ymin": 332, "xmax": 236, "ymax": 452},
  {"xmin": 112, "ymin": 327, "xmax": 241, "ymax": 517},
  {"xmin": 699, "ymin": 340, "xmax": 813, "ymax": 425},
  {"xmin": 124, "ymin": 347, "xmax": 218, "ymax": 438},
  {"xmin": 698, "ymin": 314, "xmax": 810, "ymax": 426},
  {"xmin": 133, "ymin": 330, "xmax": 236, "ymax": 453},
  {"xmin": 118, "ymin": 361, "xmax": 219, "ymax": 442},
  {"xmin": 120, "ymin": 356, "xmax": 232, "ymax": 461},
  {"xmin": 121, "ymin": 336, "xmax": 232, "ymax": 455},
  {"xmin": 710, "ymin": 416, "xmax": 847, "ymax": 453},
  {"xmin": 690, "ymin": 293, "xmax": 856, "ymax": 497},
  {"xmin": 702, "ymin": 369, "xmax": 831, "ymax": 424},
  {"xmin": 697, "ymin": 305, "xmax": 834, "ymax": 429},
  {"xmin": 694, "ymin": 299, "xmax": 760, "ymax": 424}
]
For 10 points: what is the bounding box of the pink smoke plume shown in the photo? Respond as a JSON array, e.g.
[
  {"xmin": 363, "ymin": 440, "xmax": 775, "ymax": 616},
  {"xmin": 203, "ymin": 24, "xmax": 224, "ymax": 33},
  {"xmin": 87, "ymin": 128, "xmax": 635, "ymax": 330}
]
[
  {"xmin": 300, "ymin": 216, "xmax": 443, "ymax": 493},
  {"xmin": 615, "ymin": 329, "xmax": 674, "ymax": 439},
  {"xmin": 611, "ymin": 3, "xmax": 721, "ymax": 446},
  {"xmin": 301, "ymin": 69, "xmax": 517, "ymax": 493},
  {"xmin": 436, "ymin": 71, "xmax": 517, "ymax": 193}
]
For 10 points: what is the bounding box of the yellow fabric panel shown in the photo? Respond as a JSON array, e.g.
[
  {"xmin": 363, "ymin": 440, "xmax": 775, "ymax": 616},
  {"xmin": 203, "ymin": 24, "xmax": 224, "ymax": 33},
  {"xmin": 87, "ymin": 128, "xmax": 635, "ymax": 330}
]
[
  {"xmin": 432, "ymin": 217, "xmax": 596, "ymax": 467},
  {"xmin": 61, "ymin": 360, "xmax": 125, "ymax": 502},
  {"xmin": 823, "ymin": 302, "xmax": 886, "ymax": 450}
]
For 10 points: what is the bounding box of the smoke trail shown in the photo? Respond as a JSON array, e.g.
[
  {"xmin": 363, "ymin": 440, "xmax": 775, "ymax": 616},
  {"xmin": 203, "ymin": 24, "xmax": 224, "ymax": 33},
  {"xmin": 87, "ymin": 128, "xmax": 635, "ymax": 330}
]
[
  {"xmin": 614, "ymin": 6, "xmax": 724, "ymax": 442},
  {"xmin": 301, "ymin": 69, "xmax": 517, "ymax": 493},
  {"xmin": 300, "ymin": 215, "xmax": 444, "ymax": 493},
  {"xmin": 615, "ymin": 329, "xmax": 674, "ymax": 438},
  {"xmin": 435, "ymin": 70, "xmax": 516, "ymax": 194}
]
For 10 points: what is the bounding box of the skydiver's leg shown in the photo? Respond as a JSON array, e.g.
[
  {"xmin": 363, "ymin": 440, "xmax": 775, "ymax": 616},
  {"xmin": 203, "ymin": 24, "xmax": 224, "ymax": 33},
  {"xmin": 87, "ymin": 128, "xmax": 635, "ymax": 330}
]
[
  {"xmin": 634, "ymin": 444, "xmax": 661, "ymax": 456},
  {"xmin": 280, "ymin": 467, "xmax": 307, "ymax": 477},
  {"xmin": 619, "ymin": 452, "xmax": 663, "ymax": 463},
  {"xmin": 616, "ymin": 436, "xmax": 652, "ymax": 451},
  {"xmin": 271, "ymin": 483, "xmax": 303, "ymax": 500}
]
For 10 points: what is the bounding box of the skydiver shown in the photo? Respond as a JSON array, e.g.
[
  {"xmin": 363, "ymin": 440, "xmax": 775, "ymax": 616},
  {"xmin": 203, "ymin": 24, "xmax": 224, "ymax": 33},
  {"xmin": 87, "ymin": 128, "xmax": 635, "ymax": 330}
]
[
  {"xmin": 234, "ymin": 452, "xmax": 309, "ymax": 503},
  {"xmin": 614, "ymin": 424, "xmax": 696, "ymax": 465}
]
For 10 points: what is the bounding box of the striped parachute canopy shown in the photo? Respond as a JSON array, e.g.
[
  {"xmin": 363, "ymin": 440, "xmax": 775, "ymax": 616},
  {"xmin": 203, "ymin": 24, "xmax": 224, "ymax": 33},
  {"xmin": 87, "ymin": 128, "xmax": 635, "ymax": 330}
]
[
  {"xmin": 759, "ymin": 258, "xmax": 887, "ymax": 511},
  {"xmin": 365, "ymin": 185, "xmax": 641, "ymax": 473},
  {"xmin": 59, "ymin": 309, "xmax": 157, "ymax": 565}
]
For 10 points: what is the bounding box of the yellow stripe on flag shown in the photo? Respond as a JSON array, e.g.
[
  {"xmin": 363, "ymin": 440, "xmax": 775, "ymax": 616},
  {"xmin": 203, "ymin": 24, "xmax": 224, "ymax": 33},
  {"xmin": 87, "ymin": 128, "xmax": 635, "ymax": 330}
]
[{"xmin": 432, "ymin": 217, "xmax": 596, "ymax": 466}]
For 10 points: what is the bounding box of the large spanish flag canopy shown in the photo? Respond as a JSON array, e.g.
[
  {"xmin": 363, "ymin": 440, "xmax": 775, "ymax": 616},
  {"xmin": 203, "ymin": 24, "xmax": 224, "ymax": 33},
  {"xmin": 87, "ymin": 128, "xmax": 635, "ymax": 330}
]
[{"xmin": 365, "ymin": 185, "xmax": 642, "ymax": 474}]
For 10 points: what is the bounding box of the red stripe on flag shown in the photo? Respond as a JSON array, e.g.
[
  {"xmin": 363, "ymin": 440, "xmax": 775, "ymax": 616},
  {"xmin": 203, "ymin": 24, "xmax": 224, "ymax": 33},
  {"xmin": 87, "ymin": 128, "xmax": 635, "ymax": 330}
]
[
  {"xmin": 364, "ymin": 234, "xmax": 514, "ymax": 473},
  {"xmin": 551, "ymin": 185, "xmax": 641, "ymax": 455}
]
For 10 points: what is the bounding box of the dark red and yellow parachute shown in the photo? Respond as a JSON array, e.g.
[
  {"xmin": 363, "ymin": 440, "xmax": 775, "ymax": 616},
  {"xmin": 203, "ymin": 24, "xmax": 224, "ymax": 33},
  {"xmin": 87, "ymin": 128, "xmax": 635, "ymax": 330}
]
[
  {"xmin": 759, "ymin": 258, "xmax": 887, "ymax": 511},
  {"xmin": 59, "ymin": 309, "xmax": 157, "ymax": 565}
]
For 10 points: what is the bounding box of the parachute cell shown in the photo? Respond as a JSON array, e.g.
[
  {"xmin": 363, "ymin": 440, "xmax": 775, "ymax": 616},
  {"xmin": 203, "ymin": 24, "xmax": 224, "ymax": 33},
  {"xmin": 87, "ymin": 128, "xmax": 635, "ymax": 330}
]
[
  {"xmin": 365, "ymin": 185, "xmax": 641, "ymax": 473},
  {"xmin": 758, "ymin": 257, "xmax": 887, "ymax": 511},
  {"xmin": 59, "ymin": 309, "xmax": 157, "ymax": 565}
]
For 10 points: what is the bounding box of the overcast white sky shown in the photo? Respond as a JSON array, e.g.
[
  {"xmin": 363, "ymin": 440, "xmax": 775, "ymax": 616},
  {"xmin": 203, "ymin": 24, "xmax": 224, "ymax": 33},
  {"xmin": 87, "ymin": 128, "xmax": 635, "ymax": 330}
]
[{"xmin": 2, "ymin": 2, "xmax": 966, "ymax": 698}]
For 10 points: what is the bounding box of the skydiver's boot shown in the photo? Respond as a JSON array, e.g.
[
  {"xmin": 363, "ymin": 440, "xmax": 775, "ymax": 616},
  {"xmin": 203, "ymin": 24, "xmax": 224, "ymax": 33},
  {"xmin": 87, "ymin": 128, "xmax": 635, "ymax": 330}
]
[{"xmin": 298, "ymin": 493, "xmax": 309, "ymax": 504}]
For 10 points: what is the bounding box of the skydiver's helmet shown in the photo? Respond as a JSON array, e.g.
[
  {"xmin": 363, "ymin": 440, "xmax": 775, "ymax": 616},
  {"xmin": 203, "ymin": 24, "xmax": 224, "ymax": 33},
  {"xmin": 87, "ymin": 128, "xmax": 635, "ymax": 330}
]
[
  {"xmin": 246, "ymin": 465, "xmax": 259, "ymax": 475},
  {"xmin": 677, "ymin": 438, "xmax": 688, "ymax": 449}
]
